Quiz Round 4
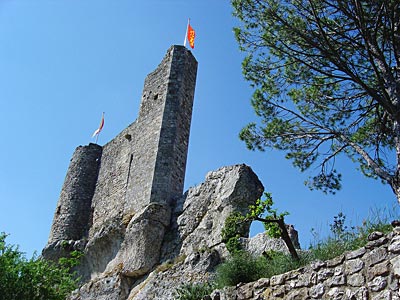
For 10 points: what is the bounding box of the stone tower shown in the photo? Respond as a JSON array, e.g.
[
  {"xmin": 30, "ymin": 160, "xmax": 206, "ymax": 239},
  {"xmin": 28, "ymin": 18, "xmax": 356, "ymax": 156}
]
[{"xmin": 43, "ymin": 45, "xmax": 198, "ymax": 279}]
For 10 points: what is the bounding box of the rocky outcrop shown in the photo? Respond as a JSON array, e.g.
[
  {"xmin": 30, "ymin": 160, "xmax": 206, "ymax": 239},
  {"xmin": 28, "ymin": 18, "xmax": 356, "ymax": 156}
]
[
  {"xmin": 241, "ymin": 231, "xmax": 297, "ymax": 258},
  {"xmin": 163, "ymin": 164, "xmax": 265, "ymax": 260},
  {"xmin": 68, "ymin": 164, "xmax": 264, "ymax": 300},
  {"xmin": 210, "ymin": 227, "xmax": 400, "ymax": 300}
]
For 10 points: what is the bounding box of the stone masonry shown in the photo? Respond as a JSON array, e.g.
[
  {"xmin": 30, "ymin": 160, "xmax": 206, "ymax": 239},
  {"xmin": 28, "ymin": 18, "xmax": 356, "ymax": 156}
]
[
  {"xmin": 47, "ymin": 143, "xmax": 102, "ymax": 244},
  {"xmin": 210, "ymin": 227, "xmax": 400, "ymax": 300},
  {"xmin": 43, "ymin": 45, "xmax": 198, "ymax": 281}
]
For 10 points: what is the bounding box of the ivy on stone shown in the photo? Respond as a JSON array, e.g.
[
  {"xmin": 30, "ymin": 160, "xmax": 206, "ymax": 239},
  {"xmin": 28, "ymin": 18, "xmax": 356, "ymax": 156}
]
[{"xmin": 221, "ymin": 212, "xmax": 247, "ymax": 254}]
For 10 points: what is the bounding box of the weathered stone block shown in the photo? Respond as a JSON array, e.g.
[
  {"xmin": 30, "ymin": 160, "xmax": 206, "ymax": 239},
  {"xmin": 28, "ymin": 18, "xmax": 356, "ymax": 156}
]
[
  {"xmin": 364, "ymin": 247, "xmax": 388, "ymax": 267},
  {"xmin": 372, "ymin": 290, "xmax": 392, "ymax": 300},
  {"xmin": 317, "ymin": 267, "xmax": 334, "ymax": 282},
  {"xmin": 389, "ymin": 235, "xmax": 400, "ymax": 254},
  {"xmin": 326, "ymin": 254, "xmax": 345, "ymax": 267},
  {"xmin": 286, "ymin": 287, "xmax": 308, "ymax": 300},
  {"xmin": 391, "ymin": 255, "xmax": 400, "ymax": 278},
  {"xmin": 368, "ymin": 261, "xmax": 390, "ymax": 280},
  {"xmin": 311, "ymin": 260, "xmax": 326, "ymax": 271},
  {"xmin": 270, "ymin": 273, "xmax": 286, "ymax": 286},
  {"xmin": 344, "ymin": 258, "xmax": 364, "ymax": 275},
  {"xmin": 106, "ymin": 203, "xmax": 171, "ymax": 278},
  {"xmin": 309, "ymin": 283, "xmax": 325, "ymax": 298},
  {"xmin": 368, "ymin": 231, "xmax": 385, "ymax": 241},
  {"xmin": 237, "ymin": 283, "xmax": 253, "ymax": 300},
  {"xmin": 69, "ymin": 273, "xmax": 133, "ymax": 300},
  {"xmin": 369, "ymin": 276, "xmax": 388, "ymax": 292},
  {"xmin": 328, "ymin": 274, "xmax": 346, "ymax": 287},
  {"xmin": 365, "ymin": 237, "xmax": 388, "ymax": 249},
  {"xmin": 253, "ymin": 278, "xmax": 270, "ymax": 290},
  {"xmin": 345, "ymin": 247, "xmax": 367, "ymax": 260},
  {"xmin": 347, "ymin": 273, "xmax": 365, "ymax": 287},
  {"xmin": 326, "ymin": 287, "xmax": 345, "ymax": 300}
]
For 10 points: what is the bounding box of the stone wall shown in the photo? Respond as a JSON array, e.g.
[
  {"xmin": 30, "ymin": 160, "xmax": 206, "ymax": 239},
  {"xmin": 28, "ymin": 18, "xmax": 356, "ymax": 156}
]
[{"xmin": 210, "ymin": 227, "xmax": 400, "ymax": 300}]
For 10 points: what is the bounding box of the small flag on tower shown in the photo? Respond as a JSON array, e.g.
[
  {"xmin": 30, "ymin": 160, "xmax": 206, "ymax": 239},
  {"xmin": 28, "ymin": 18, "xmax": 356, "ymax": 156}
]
[
  {"xmin": 92, "ymin": 112, "xmax": 104, "ymax": 138},
  {"xmin": 184, "ymin": 19, "xmax": 196, "ymax": 49}
]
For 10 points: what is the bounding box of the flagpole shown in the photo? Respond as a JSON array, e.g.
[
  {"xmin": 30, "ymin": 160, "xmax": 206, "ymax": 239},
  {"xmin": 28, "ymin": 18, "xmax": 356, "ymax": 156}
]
[{"xmin": 183, "ymin": 18, "xmax": 190, "ymax": 47}]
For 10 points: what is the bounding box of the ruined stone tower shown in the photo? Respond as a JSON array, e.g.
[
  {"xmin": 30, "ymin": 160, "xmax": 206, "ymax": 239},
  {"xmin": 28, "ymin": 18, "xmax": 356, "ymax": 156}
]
[
  {"xmin": 43, "ymin": 45, "xmax": 198, "ymax": 279},
  {"xmin": 43, "ymin": 45, "xmax": 268, "ymax": 300}
]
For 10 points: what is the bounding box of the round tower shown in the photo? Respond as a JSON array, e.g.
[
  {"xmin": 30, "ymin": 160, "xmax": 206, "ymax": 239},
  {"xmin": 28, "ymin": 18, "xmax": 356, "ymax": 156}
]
[{"xmin": 48, "ymin": 143, "xmax": 102, "ymax": 243}]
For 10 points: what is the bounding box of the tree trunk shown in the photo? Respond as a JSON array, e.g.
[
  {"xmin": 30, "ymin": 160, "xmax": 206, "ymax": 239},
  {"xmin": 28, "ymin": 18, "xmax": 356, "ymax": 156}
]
[
  {"xmin": 254, "ymin": 217, "xmax": 299, "ymax": 261},
  {"xmin": 392, "ymin": 120, "xmax": 400, "ymax": 204}
]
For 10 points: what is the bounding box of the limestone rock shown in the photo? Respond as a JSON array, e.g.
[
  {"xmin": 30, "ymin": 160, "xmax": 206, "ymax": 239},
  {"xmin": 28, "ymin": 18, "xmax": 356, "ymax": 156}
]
[
  {"xmin": 163, "ymin": 164, "xmax": 264, "ymax": 260},
  {"xmin": 69, "ymin": 273, "xmax": 133, "ymax": 300},
  {"xmin": 127, "ymin": 251, "xmax": 217, "ymax": 300},
  {"xmin": 242, "ymin": 226, "xmax": 300, "ymax": 258},
  {"xmin": 68, "ymin": 164, "xmax": 264, "ymax": 300},
  {"xmin": 126, "ymin": 164, "xmax": 264, "ymax": 299},
  {"xmin": 79, "ymin": 218, "xmax": 126, "ymax": 281},
  {"xmin": 106, "ymin": 203, "xmax": 171, "ymax": 278}
]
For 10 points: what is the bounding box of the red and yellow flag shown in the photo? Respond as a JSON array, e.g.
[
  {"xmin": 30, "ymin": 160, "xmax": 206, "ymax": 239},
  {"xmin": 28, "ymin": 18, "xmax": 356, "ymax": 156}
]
[{"xmin": 187, "ymin": 23, "xmax": 195, "ymax": 49}]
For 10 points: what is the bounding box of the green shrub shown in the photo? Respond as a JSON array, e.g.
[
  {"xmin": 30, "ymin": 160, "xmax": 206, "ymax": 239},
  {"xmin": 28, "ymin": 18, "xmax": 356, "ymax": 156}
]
[
  {"xmin": 215, "ymin": 251, "xmax": 268, "ymax": 287},
  {"xmin": 0, "ymin": 233, "xmax": 80, "ymax": 300},
  {"xmin": 175, "ymin": 282, "xmax": 214, "ymax": 300},
  {"xmin": 261, "ymin": 250, "xmax": 305, "ymax": 278},
  {"xmin": 221, "ymin": 212, "xmax": 247, "ymax": 254}
]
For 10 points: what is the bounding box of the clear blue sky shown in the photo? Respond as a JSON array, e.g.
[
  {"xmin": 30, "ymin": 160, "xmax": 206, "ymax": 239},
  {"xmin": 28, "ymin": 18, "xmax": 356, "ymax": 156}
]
[{"xmin": 0, "ymin": 0, "xmax": 397, "ymax": 257}]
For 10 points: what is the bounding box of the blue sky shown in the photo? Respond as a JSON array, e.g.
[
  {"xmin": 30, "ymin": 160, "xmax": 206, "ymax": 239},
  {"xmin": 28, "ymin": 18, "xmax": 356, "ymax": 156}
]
[{"xmin": 0, "ymin": 0, "xmax": 397, "ymax": 257}]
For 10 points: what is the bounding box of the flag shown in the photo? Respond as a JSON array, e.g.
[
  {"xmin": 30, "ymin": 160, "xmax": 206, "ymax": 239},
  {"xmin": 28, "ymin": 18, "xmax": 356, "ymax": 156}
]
[
  {"xmin": 187, "ymin": 23, "xmax": 195, "ymax": 49},
  {"xmin": 92, "ymin": 112, "xmax": 104, "ymax": 137},
  {"xmin": 184, "ymin": 19, "xmax": 196, "ymax": 49}
]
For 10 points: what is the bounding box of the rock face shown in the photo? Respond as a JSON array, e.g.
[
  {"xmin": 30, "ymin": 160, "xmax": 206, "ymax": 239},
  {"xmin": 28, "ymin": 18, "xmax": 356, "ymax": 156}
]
[
  {"xmin": 241, "ymin": 231, "xmax": 297, "ymax": 258},
  {"xmin": 68, "ymin": 164, "xmax": 264, "ymax": 300},
  {"xmin": 167, "ymin": 165, "xmax": 265, "ymax": 259}
]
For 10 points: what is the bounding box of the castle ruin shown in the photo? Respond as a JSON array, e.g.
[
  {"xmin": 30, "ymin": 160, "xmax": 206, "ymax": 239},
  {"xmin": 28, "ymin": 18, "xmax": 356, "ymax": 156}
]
[
  {"xmin": 43, "ymin": 45, "xmax": 400, "ymax": 300},
  {"xmin": 43, "ymin": 45, "xmax": 198, "ymax": 276},
  {"xmin": 43, "ymin": 45, "xmax": 265, "ymax": 299}
]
